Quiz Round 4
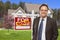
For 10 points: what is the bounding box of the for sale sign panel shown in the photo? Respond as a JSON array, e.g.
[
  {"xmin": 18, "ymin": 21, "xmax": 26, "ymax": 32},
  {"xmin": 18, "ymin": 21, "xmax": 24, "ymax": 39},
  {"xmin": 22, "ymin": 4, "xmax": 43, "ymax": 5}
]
[{"xmin": 15, "ymin": 17, "xmax": 31, "ymax": 30}]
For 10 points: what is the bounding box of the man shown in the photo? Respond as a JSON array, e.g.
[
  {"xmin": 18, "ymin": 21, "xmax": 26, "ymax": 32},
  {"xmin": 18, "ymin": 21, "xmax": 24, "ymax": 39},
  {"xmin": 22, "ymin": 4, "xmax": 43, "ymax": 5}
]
[{"xmin": 33, "ymin": 4, "xmax": 58, "ymax": 40}]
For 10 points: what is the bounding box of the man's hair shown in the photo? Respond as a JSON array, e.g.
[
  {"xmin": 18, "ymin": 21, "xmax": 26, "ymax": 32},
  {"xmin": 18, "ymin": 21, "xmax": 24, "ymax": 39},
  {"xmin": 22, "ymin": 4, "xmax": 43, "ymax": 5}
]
[{"xmin": 39, "ymin": 4, "xmax": 49, "ymax": 10}]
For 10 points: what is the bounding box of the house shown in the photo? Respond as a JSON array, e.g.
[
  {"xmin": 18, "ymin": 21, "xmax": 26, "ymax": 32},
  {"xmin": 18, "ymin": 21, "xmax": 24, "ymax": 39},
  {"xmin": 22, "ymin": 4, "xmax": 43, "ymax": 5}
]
[
  {"xmin": 8, "ymin": 3, "xmax": 53, "ymax": 18},
  {"xmin": 7, "ymin": 3, "xmax": 54, "ymax": 29},
  {"xmin": 25, "ymin": 3, "xmax": 40, "ymax": 13},
  {"xmin": 25, "ymin": 3, "xmax": 53, "ymax": 18}
]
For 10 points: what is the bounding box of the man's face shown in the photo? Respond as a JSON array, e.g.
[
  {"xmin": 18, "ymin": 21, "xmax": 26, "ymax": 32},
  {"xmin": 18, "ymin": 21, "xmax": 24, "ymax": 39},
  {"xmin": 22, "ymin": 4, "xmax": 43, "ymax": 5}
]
[{"xmin": 39, "ymin": 6, "xmax": 48, "ymax": 18}]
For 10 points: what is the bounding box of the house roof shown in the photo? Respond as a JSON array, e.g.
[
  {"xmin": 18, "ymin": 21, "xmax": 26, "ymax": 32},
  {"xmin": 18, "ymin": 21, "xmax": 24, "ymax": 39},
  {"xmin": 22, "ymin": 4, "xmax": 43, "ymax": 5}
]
[
  {"xmin": 25, "ymin": 3, "xmax": 53, "ymax": 13},
  {"xmin": 8, "ymin": 3, "xmax": 54, "ymax": 15},
  {"xmin": 8, "ymin": 7, "xmax": 26, "ymax": 15},
  {"xmin": 8, "ymin": 9, "xmax": 15, "ymax": 15},
  {"xmin": 25, "ymin": 3, "xmax": 40, "ymax": 12},
  {"xmin": 14, "ymin": 7, "xmax": 25, "ymax": 13}
]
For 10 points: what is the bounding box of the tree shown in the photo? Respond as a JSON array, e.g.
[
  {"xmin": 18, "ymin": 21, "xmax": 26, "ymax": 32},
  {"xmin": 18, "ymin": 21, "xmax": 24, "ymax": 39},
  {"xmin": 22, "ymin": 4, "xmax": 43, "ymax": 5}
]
[
  {"xmin": 3, "ymin": 14, "xmax": 14, "ymax": 29},
  {"xmin": 19, "ymin": 2, "xmax": 26, "ymax": 11},
  {"xmin": 0, "ymin": 1, "xmax": 4, "ymax": 18},
  {"xmin": 4, "ymin": 1, "xmax": 11, "ymax": 11},
  {"xmin": 12, "ymin": 3, "xmax": 18, "ymax": 9},
  {"xmin": 52, "ymin": 9, "xmax": 57, "ymax": 20},
  {"xmin": 58, "ymin": 9, "xmax": 60, "ymax": 21},
  {"xmin": 19, "ymin": 2, "xmax": 27, "ymax": 12}
]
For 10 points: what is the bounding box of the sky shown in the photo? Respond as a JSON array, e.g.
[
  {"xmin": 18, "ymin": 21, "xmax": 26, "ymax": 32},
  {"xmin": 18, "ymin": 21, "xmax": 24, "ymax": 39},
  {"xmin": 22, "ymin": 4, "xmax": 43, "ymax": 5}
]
[{"xmin": 1, "ymin": 0, "xmax": 60, "ymax": 9}]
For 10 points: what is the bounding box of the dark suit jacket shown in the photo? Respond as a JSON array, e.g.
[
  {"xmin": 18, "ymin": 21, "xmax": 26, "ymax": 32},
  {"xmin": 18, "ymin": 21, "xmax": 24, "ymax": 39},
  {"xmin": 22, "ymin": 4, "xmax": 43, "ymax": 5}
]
[{"xmin": 33, "ymin": 17, "xmax": 58, "ymax": 40}]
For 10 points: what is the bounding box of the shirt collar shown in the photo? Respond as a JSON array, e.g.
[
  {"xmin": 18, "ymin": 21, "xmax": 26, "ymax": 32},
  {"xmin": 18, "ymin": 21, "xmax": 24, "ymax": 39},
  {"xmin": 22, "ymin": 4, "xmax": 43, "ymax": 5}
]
[{"xmin": 40, "ymin": 17, "xmax": 47, "ymax": 21}]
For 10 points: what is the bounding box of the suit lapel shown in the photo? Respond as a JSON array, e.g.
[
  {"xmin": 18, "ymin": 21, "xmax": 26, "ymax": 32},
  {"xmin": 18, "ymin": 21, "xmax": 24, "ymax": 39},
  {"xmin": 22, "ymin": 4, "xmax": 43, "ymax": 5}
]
[
  {"xmin": 46, "ymin": 17, "xmax": 49, "ymax": 31},
  {"xmin": 46, "ymin": 17, "xmax": 51, "ymax": 32},
  {"xmin": 35, "ymin": 17, "xmax": 40, "ymax": 40},
  {"xmin": 36, "ymin": 17, "xmax": 40, "ymax": 29},
  {"xmin": 45, "ymin": 17, "xmax": 51, "ymax": 40}
]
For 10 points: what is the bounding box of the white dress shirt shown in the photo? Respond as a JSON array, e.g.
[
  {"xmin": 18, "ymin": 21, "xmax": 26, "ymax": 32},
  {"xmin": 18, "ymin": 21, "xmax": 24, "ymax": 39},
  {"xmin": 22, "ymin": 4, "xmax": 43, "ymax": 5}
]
[{"xmin": 38, "ymin": 17, "xmax": 47, "ymax": 40}]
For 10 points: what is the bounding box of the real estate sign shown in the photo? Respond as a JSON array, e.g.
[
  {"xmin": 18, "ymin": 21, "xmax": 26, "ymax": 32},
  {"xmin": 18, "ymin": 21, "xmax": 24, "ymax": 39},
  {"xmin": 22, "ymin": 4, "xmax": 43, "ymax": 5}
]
[{"xmin": 15, "ymin": 17, "xmax": 31, "ymax": 30}]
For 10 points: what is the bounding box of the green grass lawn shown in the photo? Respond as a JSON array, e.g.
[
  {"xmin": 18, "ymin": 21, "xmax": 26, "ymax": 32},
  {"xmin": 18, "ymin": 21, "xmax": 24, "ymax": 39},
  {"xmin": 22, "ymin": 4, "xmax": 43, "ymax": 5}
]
[
  {"xmin": 0, "ymin": 29, "xmax": 31, "ymax": 40},
  {"xmin": 57, "ymin": 29, "xmax": 60, "ymax": 40},
  {"xmin": 0, "ymin": 29, "xmax": 60, "ymax": 40}
]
